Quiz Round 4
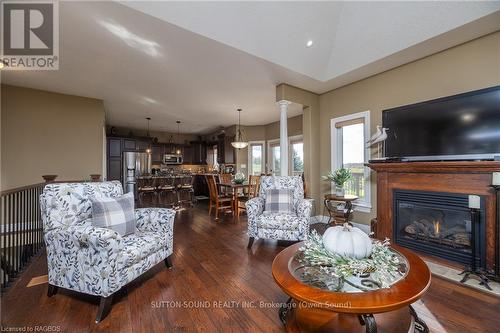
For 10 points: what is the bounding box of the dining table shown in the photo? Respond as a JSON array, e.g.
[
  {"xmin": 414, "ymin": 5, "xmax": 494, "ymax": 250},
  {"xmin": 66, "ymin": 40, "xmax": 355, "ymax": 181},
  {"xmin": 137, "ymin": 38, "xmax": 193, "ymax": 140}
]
[{"xmin": 219, "ymin": 182, "xmax": 250, "ymax": 220}]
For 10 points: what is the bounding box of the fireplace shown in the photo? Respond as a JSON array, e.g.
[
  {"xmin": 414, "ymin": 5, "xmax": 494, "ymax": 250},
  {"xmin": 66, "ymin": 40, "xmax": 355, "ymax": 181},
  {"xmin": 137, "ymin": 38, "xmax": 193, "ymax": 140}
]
[{"xmin": 393, "ymin": 189, "xmax": 486, "ymax": 267}]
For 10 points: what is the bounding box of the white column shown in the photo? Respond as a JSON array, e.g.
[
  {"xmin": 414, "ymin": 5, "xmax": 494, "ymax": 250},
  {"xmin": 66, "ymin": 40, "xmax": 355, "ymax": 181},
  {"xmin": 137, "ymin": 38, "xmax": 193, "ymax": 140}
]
[{"xmin": 278, "ymin": 100, "xmax": 291, "ymax": 176}]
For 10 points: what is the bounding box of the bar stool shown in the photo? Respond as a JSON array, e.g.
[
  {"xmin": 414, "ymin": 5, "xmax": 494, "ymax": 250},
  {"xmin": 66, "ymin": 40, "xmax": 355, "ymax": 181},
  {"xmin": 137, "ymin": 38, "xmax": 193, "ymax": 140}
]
[
  {"xmin": 137, "ymin": 176, "xmax": 157, "ymax": 207},
  {"xmin": 157, "ymin": 176, "xmax": 177, "ymax": 207},
  {"xmin": 178, "ymin": 175, "xmax": 195, "ymax": 207}
]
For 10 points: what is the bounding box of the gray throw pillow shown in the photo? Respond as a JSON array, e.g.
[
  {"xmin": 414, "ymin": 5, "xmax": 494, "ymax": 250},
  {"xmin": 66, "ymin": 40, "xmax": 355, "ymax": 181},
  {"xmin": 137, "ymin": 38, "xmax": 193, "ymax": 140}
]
[
  {"xmin": 264, "ymin": 189, "xmax": 294, "ymax": 214},
  {"xmin": 90, "ymin": 192, "xmax": 136, "ymax": 236}
]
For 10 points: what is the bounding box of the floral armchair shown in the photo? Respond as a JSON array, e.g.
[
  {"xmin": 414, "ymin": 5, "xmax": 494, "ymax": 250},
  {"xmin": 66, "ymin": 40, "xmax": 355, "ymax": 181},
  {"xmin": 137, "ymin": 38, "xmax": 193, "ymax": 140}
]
[
  {"xmin": 40, "ymin": 181, "xmax": 175, "ymax": 323},
  {"xmin": 245, "ymin": 176, "xmax": 312, "ymax": 248}
]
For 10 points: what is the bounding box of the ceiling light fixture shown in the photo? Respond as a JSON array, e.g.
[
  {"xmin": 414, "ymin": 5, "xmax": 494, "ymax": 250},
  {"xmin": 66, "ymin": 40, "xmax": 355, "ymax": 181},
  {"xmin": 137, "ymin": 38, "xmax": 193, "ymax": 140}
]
[
  {"xmin": 306, "ymin": 40, "xmax": 314, "ymax": 47},
  {"xmin": 231, "ymin": 108, "xmax": 248, "ymax": 149},
  {"xmin": 145, "ymin": 117, "xmax": 151, "ymax": 153},
  {"xmin": 176, "ymin": 121, "xmax": 182, "ymax": 155}
]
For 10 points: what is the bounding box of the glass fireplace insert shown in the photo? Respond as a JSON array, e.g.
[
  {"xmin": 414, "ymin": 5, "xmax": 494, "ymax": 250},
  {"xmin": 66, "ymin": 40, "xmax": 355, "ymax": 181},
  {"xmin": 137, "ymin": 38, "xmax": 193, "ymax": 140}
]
[{"xmin": 393, "ymin": 189, "xmax": 485, "ymax": 267}]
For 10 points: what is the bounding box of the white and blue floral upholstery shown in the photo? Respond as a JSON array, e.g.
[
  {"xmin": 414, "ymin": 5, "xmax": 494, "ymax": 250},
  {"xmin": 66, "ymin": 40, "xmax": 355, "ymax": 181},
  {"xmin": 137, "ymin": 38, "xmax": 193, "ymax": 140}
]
[
  {"xmin": 246, "ymin": 176, "xmax": 312, "ymax": 243},
  {"xmin": 40, "ymin": 181, "xmax": 175, "ymax": 297}
]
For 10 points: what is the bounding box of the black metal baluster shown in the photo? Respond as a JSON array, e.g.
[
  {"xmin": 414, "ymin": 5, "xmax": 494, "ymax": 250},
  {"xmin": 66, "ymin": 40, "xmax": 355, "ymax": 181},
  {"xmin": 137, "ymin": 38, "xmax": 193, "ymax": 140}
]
[
  {"xmin": 7, "ymin": 195, "xmax": 12, "ymax": 285},
  {"xmin": 20, "ymin": 191, "xmax": 24, "ymax": 268},
  {"xmin": 23, "ymin": 190, "xmax": 27, "ymax": 267},
  {"xmin": 1, "ymin": 196, "xmax": 5, "ymax": 289},
  {"xmin": 26, "ymin": 189, "xmax": 31, "ymax": 260},
  {"xmin": 15, "ymin": 192, "xmax": 20, "ymax": 276},
  {"xmin": 30, "ymin": 188, "xmax": 34, "ymax": 258},
  {"xmin": 38, "ymin": 187, "xmax": 42, "ymax": 250}
]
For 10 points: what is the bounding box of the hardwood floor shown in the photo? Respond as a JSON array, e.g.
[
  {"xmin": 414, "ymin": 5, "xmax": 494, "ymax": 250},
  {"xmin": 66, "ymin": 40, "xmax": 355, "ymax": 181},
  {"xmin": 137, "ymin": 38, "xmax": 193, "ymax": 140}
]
[{"xmin": 1, "ymin": 202, "xmax": 499, "ymax": 332}]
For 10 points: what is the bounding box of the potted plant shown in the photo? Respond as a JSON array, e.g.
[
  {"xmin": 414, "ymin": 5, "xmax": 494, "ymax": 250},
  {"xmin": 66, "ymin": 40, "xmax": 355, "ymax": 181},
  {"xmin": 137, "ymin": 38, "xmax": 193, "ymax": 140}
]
[{"xmin": 322, "ymin": 168, "xmax": 352, "ymax": 197}]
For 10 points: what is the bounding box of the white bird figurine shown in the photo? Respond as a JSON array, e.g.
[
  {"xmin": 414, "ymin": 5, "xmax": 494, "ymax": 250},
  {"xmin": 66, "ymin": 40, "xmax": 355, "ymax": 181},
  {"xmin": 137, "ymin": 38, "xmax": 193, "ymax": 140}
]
[
  {"xmin": 366, "ymin": 125, "xmax": 381, "ymax": 144},
  {"xmin": 367, "ymin": 127, "xmax": 388, "ymax": 148}
]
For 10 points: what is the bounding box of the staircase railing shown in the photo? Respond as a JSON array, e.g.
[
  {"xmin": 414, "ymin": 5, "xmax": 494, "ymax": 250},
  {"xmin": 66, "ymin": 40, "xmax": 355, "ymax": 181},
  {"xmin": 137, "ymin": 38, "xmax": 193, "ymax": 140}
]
[{"xmin": 1, "ymin": 182, "xmax": 46, "ymax": 291}]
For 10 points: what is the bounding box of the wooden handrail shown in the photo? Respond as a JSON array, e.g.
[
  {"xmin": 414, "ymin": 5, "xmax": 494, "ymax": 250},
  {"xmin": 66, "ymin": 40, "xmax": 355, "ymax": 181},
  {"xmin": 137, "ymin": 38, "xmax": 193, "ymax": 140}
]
[{"xmin": 0, "ymin": 182, "xmax": 46, "ymax": 197}]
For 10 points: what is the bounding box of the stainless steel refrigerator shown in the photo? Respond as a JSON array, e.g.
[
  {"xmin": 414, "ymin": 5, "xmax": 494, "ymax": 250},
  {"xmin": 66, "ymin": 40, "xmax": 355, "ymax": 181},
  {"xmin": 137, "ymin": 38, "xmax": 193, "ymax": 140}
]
[{"xmin": 123, "ymin": 151, "xmax": 151, "ymax": 197}]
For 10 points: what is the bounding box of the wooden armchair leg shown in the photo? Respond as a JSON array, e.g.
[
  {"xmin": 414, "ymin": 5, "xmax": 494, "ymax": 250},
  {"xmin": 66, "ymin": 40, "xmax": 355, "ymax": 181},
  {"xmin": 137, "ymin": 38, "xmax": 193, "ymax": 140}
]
[
  {"xmin": 47, "ymin": 284, "xmax": 58, "ymax": 297},
  {"xmin": 247, "ymin": 237, "xmax": 254, "ymax": 249},
  {"xmin": 95, "ymin": 294, "xmax": 114, "ymax": 323},
  {"xmin": 164, "ymin": 255, "xmax": 173, "ymax": 269}
]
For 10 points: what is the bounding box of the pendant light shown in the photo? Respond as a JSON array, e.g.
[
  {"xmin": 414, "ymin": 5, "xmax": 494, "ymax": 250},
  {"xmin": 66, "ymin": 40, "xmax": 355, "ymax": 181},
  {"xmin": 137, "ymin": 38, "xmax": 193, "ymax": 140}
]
[
  {"xmin": 175, "ymin": 121, "xmax": 181, "ymax": 155},
  {"xmin": 145, "ymin": 117, "xmax": 151, "ymax": 153},
  {"xmin": 231, "ymin": 108, "xmax": 248, "ymax": 149}
]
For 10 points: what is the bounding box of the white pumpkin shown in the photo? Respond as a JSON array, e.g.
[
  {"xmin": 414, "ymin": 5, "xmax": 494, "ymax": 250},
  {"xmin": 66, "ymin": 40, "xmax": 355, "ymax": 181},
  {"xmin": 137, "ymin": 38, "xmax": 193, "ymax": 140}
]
[{"xmin": 322, "ymin": 223, "xmax": 373, "ymax": 259}]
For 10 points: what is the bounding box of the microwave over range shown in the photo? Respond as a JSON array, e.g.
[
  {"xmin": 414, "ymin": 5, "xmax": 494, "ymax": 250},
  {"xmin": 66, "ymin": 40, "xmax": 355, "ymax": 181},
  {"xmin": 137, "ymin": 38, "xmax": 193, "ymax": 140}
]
[{"xmin": 163, "ymin": 154, "xmax": 183, "ymax": 165}]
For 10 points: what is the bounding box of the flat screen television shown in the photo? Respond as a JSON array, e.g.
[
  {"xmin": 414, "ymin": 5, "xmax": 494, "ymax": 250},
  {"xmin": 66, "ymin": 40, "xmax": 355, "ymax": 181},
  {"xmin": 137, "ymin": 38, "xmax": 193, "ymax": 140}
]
[{"xmin": 382, "ymin": 85, "xmax": 500, "ymax": 161}]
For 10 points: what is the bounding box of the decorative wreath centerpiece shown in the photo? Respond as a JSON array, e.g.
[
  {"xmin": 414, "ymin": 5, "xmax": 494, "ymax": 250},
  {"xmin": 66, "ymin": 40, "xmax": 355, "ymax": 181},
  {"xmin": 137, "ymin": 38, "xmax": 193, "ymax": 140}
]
[{"xmin": 299, "ymin": 224, "xmax": 403, "ymax": 290}]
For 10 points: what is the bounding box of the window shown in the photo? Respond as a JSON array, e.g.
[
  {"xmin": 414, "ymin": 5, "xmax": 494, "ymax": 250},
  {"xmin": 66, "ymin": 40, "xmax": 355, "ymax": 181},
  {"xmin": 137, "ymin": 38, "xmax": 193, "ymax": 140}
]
[
  {"xmin": 248, "ymin": 141, "xmax": 265, "ymax": 176},
  {"xmin": 331, "ymin": 111, "xmax": 371, "ymax": 212},
  {"xmin": 267, "ymin": 140, "xmax": 280, "ymax": 175},
  {"xmin": 212, "ymin": 145, "xmax": 218, "ymax": 169},
  {"xmin": 290, "ymin": 136, "xmax": 304, "ymax": 176},
  {"xmin": 267, "ymin": 136, "xmax": 303, "ymax": 176}
]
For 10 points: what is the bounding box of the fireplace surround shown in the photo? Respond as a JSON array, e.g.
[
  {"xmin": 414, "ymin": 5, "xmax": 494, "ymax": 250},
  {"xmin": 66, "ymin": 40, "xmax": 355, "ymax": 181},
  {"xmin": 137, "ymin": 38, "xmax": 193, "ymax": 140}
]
[{"xmin": 369, "ymin": 161, "xmax": 500, "ymax": 272}]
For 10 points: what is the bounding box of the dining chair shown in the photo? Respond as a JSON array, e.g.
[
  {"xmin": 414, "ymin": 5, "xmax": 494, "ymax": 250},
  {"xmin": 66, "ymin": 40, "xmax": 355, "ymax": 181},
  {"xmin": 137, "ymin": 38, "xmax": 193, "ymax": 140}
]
[
  {"xmin": 237, "ymin": 175, "xmax": 260, "ymax": 218},
  {"xmin": 205, "ymin": 175, "xmax": 233, "ymax": 220},
  {"xmin": 219, "ymin": 173, "xmax": 232, "ymax": 196}
]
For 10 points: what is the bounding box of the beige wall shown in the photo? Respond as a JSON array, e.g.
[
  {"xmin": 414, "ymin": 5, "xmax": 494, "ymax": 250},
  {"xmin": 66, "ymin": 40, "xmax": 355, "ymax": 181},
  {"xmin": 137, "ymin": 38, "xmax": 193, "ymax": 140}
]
[
  {"xmin": 265, "ymin": 114, "xmax": 303, "ymax": 140},
  {"xmin": 1, "ymin": 85, "xmax": 105, "ymax": 190},
  {"xmin": 318, "ymin": 31, "xmax": 500, "ymax": 225}
]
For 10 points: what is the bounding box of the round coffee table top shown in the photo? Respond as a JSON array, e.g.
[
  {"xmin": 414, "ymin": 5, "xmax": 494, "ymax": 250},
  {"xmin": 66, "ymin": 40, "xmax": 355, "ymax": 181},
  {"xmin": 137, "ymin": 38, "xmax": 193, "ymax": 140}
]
[{"xmin": 272, "ymin": 242, "xmax": 431, "ymax": 314}]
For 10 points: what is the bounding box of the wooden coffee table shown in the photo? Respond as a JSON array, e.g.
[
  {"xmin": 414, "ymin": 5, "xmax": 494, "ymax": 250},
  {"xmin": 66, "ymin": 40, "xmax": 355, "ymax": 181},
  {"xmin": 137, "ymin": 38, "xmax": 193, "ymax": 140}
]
[{"xmin": 272, "ymin": 242, "xmax": 431, "ymax": 333}]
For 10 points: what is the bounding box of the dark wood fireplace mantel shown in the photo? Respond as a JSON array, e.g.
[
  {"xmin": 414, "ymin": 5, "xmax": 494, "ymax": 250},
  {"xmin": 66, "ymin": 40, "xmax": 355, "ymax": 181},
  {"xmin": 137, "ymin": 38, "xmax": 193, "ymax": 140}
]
[
  {"xmin": 368, "ymin": 161, "xmax": 500, "ymax": 173},
  {"xmin": 368, "ymin": 161, "xmax": 500, "ymax": 269}
]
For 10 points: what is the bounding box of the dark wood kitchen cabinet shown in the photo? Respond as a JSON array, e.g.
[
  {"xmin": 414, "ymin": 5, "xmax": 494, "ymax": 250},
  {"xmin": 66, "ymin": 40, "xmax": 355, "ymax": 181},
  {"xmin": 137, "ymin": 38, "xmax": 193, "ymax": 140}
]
[
  {"xmin": 108, "ymin": 138, "xmax": 122, "ymax": 157},
  {"xmin": 183, "ymin": 145, "xmax": 193, "ymax": 164},
  {"xmin": 107, "ymin": 138, "xmax": 122, "ymax": 181},
  {"xmin": 224, "ymin": 135, "xmax": 236, "ymax": 164},
  {"xmin": 151, "ymin": 144, "xmax": 164, "ymax": 163},
  {"xmin": 217, "ymin": 135, "xmax": 225, "ymax": 164},
  {"xmin": 123, "ymin": 139, "xmax": 136, "ymax": 150},
  {"xmin": 107, "ymin": 159, "xmax": 121, "ymax": 181},
  {"xmin": 190, "ymin": 141, "xmax": 207, "ymax": 164},
  {"xmin": 215, "ymin": 134, "xmax": 235, "ymax": 164}
]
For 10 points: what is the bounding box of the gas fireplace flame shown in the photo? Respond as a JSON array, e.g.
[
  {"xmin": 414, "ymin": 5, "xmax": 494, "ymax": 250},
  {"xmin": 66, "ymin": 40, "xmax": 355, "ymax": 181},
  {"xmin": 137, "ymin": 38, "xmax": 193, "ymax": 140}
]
[{"xmin": 433, "ymin": 220, "xmax": 441, "ymax": 236}]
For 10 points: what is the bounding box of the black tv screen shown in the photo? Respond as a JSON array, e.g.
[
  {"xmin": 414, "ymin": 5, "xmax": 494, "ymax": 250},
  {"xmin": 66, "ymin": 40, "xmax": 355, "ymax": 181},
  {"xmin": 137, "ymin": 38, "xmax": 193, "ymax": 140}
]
[{"xmin": 383, "ymin": 86, "xmax": 500, "ymax": 161}]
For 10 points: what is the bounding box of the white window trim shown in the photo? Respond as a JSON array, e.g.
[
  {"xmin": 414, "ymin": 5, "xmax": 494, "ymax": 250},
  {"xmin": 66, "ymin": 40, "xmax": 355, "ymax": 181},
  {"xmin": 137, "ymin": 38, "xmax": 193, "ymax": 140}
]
[
  {"xmin": 330, "ymin": 111, "xmax": 372, "ymax": 213},
  {"xmin": 247, "ymin": 140, "xmax": 266, "ymax": 176}
]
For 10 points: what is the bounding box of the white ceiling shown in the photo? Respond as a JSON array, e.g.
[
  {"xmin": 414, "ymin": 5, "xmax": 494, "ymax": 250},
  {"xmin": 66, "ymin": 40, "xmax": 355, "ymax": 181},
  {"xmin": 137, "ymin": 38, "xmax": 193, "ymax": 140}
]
[
  {"xmin": 122, "ymin": 1, "xmax": 500, "ymax": 81},
  {"xmin": 2, "ymin": 1, "xmax": 499, "ymax": 134}
]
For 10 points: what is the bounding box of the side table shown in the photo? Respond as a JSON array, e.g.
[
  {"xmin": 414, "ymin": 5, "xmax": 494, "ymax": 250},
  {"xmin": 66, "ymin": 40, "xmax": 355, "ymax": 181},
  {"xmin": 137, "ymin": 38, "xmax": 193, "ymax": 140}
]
[{"xmin": 324, "ymin": 194, "xmax": 358, "ymax": 225}]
